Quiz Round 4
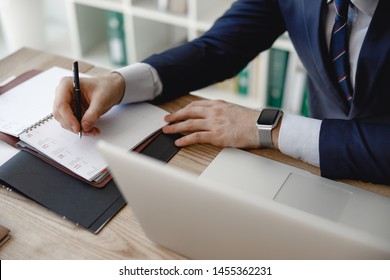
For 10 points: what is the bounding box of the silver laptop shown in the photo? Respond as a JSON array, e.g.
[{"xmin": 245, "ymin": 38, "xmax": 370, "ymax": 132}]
[{"xmin": 97, "ymin": 141, "xmax": 390, "ymax": 259}]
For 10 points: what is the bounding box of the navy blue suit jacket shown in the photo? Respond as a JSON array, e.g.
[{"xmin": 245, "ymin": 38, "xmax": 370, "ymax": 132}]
[{"xmin": 143, "ymin": 0, "xmax": 390, "ymax": 185}]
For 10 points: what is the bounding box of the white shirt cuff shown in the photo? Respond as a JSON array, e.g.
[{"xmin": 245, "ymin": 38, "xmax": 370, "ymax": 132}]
[
  {"xmin": 113, "ymin": 63, "xmax": 163, "ymax": 104},
  {"xmin": 278, "ymin": 114, "xmax": 321, "ymax": 167}
]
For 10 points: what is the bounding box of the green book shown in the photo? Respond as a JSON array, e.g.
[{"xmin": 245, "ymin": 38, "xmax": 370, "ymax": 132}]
[
  {"xmin": 301, "ymin": 80, "xmax": 310, "ymax": 117},
  {"xmin": 237, "ymin": 65, "xmax": 250, "ymax": 96},
  {"xmin": 106, "ymin": 11, "xmax": 127, "ymax": 66},
  {"xmin": 266, "ymin": 48, "xmax": 289, "ymax": 108}
]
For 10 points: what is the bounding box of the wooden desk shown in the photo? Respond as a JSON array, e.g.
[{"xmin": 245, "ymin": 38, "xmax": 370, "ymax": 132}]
[{"xmin": 0, "ymin": 48, "xmax": 389, "ymax": 259}]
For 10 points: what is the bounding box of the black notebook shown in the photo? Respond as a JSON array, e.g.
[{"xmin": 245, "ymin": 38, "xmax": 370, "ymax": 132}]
[{"xmin": 0, "ymin": 132, "xmax": 181, "ymax": 233}]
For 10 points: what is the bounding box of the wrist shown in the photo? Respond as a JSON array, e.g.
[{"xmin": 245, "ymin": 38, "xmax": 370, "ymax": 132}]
[
  {"xmin": 271, "ymin": 114, "xmax": 282, "ymax": 149},
  {"xmin": 256, "ymin": 109, "xmax": 283, "ymax": 149},
  {"xmin": 109, "ymin": 72, "xmax": 126, "ymax": 104}
]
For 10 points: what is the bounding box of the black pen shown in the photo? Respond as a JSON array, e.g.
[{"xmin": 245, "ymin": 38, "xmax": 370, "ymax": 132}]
[{"xmin": 72, "ymin": 61, "xmax": 82, "ymax": 139}]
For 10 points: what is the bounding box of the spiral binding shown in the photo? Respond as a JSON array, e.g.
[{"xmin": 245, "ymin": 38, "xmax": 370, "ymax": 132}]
[{"xmin": 22, "ymin": 113, "xmax": 54, "ymax": 134}]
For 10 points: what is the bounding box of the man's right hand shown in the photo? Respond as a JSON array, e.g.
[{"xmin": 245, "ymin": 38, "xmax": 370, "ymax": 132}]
[{"xmin": 53, "ymin": 72, "xmax": 125, "ymax": 136}]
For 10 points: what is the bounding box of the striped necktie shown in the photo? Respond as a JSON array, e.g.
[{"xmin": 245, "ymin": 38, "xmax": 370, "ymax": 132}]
[{"xmin": 330, "ymin": 0, "xmax": 353, "ymax": 104}]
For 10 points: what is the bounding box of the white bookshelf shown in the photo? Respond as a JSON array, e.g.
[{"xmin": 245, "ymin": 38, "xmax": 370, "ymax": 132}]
[
  {"xmin": 66, "ymin": 0, "xmax": 236, "ymax": 65},
  {"xmin": 65, "ymin": 0, "xmax": 302, "ymax": 110},
  {"xmin": 193, "ymin": 35, "xmax": 298, "ymax": 109}
]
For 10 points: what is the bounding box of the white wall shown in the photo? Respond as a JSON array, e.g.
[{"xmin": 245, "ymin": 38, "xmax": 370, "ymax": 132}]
[
  {"xmin": 0, "ymin": 0, "xmax": 71, "ymax": 58},
  {"xmin": 44, "ymin": 0, "xmax": 68, "ymax": 25}
]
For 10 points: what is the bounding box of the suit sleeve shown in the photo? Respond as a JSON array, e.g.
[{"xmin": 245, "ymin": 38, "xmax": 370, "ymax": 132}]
[
  {"xmin": 320, "ymin": 119, "xmax": 390, "ymax": 185},
  {"xmin": 142, "ymin": 0, "xmax": 286, "ymax": 103}
]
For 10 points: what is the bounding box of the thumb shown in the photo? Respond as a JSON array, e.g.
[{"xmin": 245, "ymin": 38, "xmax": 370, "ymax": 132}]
[{"xmin": 81, "ymin": 99, "xmax": 104, "ymax": 132}]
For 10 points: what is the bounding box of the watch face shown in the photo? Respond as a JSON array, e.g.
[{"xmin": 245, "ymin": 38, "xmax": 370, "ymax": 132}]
[{"xmin": 257, "ymin": 109, "xmax": 280, "ymax": 125}]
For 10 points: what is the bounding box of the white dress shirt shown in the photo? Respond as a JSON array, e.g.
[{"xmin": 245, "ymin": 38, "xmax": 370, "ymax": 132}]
[{"xmin": 115, "ymin": 0, "xmax": 378, "ymax": 167}]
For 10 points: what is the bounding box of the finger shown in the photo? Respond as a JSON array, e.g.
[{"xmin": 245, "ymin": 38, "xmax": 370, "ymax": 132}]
[
  {"xmin": 80, "ymin": 98, "xmax": 104, "ymax": 132},
  {"xmin": 54, "ymin": 103, "xmax": 81, "ymax": 134},
  {"xmin": 53, "ymin": 112, "xmax": 72, "ymax": 133},
  {"xmin": 53, "ymin": 77, "xmax": 73, "ymax": 112},
  {"xmin": 187, "ymin": 99, "xmax": 225, "ymax": 108},
  {"xmin": 165, "ymin": 99, "xmax": 230, "ymax": 123},
  {"xmin": 163, "ymin": 119, "xmax": 211, "ymax": 134},
  {"xmin": 53, "ymin": 76, "xmax": 81, "ymax": 133},
  {"xmin": 164, "ymin": 99, "xmax": 222, "ymax": 123},
  {"xmin": 162, "ymin": 119, "xmax": 210, "ymax": 134},
  {"xmin": 81, "ymin": 126, "xmax": 101, "ymax": 137},
  {"xmin": 165, "ymin": 105, "xmax": 209, "ymax": 123},
  {"xmin": 174, "ymin": 131, "xmax": 217, "ymax": 147}
]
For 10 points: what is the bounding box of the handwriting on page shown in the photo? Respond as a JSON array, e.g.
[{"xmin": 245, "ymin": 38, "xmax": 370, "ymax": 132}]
[
  {"xmin": 21, "ymin": 120, "xmax": 105, "ymax": 181},
  {"xmin": 18, "ymin": 102, "xmax": 168, "ymax": 182}
]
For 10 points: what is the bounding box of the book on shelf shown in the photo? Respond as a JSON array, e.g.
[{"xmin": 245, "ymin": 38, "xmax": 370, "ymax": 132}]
[
  {"xmin": 215, "ymin": 76, "xmax": 239, "ymax": 93},
  {"xmin": 157, "ymin": 0, "xmax": 187, "ymax": 14},
  {"xmin": 249, "ymin": 54, "xmax": 266, "ymax": 105},
  {"xmin": 194, "ymin": 47, "xmax": 309, "ymax": 114},
  {"xmin": 266, "ymin": 47, "xmax": 289, "ymax": 108},
  {"xmin": 213, "ymin": 55, "xmax": 263, "ymax": 100},
  {"xmin": 237, "ymin": 65, "xmax": 250, "ymax": 96},
  {"xmin": 0, "ymin": 67, "xmax": 168, "ymax": 187},
  {"xmin": 169, "ymin": 0, "xmax": 188, "ymax": 14},
  {"xmin": 157, "ymin": 0, "xmax": 169, "ymax": 11},
  {"xmin": 301, "ymin": 80, "xmax": 310, "ymax": 117},
  {"xmin": 105, "ymin": 10, "xmax": 127, "ymax": 66},
  {"xmin": 282, "ymin": 53, "xmax": 308, "ymax": 115}
]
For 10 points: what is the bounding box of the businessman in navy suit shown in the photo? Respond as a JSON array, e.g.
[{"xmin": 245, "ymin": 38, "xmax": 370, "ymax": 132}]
[{"xmin": 54, "ymin": 0, "xmax": 390, "ymax": 185}]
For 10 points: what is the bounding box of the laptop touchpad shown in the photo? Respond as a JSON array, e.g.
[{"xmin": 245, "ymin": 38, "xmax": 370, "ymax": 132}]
[{"xmin": 274, "ymin": 173, "xmax": 352, "ymax": 222}]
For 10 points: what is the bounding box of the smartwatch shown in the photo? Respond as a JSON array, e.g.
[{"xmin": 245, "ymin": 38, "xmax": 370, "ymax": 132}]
[{"xmin": 256, "ymin": 109, "xmax": 283, "ymax": 148}]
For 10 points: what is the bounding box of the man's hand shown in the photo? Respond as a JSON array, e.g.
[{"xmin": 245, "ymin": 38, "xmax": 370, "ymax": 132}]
[
  {"xmin": 162, "ymin": 99, "xmax": 261, "ymax": 148},
  {"xmin": 53, "ymin": 72, "xmax": 125, "ymax": 136}
]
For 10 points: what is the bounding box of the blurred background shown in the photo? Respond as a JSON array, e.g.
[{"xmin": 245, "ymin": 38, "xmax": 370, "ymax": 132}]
[
  {"xmin": 1, "ymin": 0, "xmax": 295, "ymax": 111},
  {"xmin": 0, "ymin": 0, "xmax": 310, "ymax": 120},
  {"xmin": 0, "ymin": 0, "xmax": 71, "ymax": 61},
  {"xmin": 0, "ymin": 0, "xmax": 204, "ymax": 69}
]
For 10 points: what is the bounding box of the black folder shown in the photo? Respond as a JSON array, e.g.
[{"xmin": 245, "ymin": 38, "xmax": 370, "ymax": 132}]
[{"xmin": 0, "ymin": 132, "xmax": 181, "ymax": 233}]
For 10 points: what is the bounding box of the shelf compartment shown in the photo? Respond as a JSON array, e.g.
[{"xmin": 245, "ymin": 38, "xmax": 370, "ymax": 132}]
[
  {"xmin": 72, "ymin": 0, "xmax": 123, "ymax": 12},
  {"xmin": 131, "ymin": 0, "xmax": 189, "ymax": 28},
  {"xmin": 132, "ymin": 0, "xmax": 188, "ymax": 15},
  {"xmin": 73, "ymin": 3, "xmax": 128, "ymax": 68},
  {"xmin": 131, "ymin": 16, "xmax": 188, "ymax": 61},
  {"xmin": 75, "ymin": 4, "xmax": 108, "ymax": 57},
  {"xmin": 195, "ymin": 0, "xmax": 235, "ymax": 30}
]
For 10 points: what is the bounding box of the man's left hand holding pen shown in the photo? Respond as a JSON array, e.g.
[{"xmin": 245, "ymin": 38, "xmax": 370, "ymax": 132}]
[{"xmin": 53, "ymin": 62, "xmax": 126, "ymax": 137}]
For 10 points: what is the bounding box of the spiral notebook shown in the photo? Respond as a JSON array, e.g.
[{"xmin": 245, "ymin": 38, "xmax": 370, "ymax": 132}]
[
  {"xmin": 0, "ymin": 67, "xmax": 168, "ymax": 186},
  {"xmin": 17, "ymin": 114, "xmax": 110, "ymax": 183}
]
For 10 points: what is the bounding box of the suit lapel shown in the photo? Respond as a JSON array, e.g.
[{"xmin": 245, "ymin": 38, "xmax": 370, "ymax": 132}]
[{"xmin": 353, "ymin": 0, "xmax": 390, "ymax": 114}]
